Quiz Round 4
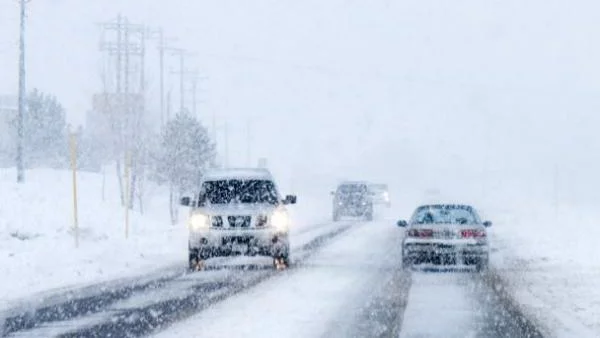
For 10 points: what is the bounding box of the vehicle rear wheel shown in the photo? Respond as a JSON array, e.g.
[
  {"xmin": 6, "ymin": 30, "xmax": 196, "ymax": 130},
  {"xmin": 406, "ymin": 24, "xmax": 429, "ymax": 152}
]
[{"xmin": 476, "ymin": 256, "xmax": 489, "ymax": 272}]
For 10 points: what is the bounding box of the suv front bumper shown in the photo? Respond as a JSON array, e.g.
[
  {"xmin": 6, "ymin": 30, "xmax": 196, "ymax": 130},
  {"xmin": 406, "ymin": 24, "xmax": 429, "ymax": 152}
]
[{"xmin": 190, "ymin": 228, "xmax": 289, "ymax": 259}]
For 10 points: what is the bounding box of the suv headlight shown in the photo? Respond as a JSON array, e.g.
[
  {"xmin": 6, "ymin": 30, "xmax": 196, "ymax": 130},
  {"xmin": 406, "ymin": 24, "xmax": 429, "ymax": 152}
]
[
  {"xmin": 270, "ymin": 209, "xmax": 290, "ymax": 231},
  {"xmin": 189, "ymin": 213, "xmax": 210, "ymax": 231}
]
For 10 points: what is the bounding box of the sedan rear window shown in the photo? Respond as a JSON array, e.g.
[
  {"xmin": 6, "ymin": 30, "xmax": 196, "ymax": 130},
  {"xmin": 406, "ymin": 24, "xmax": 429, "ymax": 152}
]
[{"xmin": 411, "ymin": 205, "xmax": 480, "ymax": 225}]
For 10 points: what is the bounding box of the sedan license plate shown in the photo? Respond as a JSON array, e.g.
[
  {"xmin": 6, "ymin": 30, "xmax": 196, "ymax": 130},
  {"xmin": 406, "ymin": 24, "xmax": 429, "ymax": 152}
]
[{"xmin": 232, "ymin": 243, "xmax": 248, "ymax": 253}]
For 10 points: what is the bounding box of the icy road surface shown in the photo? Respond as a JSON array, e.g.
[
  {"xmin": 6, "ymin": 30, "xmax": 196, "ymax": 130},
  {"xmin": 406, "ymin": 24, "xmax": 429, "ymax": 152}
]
[
  {"xmin": 4, "ymin": 218, "xmax": 544, "ymax": 338},
  {"xmin": 153, "ymin": 220, "xmax": 542, "ymax": 338}
]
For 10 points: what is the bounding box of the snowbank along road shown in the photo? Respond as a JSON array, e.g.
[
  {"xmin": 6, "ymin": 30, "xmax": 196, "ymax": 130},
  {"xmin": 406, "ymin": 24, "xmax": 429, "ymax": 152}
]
[{"xmin": 3, "ymin": 219, "xmax": 546, "ymax": 338}]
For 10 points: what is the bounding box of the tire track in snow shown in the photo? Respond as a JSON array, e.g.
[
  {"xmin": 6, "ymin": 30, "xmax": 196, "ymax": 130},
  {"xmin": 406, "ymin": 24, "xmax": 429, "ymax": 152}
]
[
  {"xmin": 4, "ymin": 221, "xmax": 360, "ymax": 337},
  {"xmin": 323, "ymin": 240, "xmax": 411, "ymax": 338},
  {"xmin": 325, "ymin": 265, "xmax": 545, "ymax": 337},
  {"xmin": 397, "ymin": 269, "xmax": 545, "ymax": 338}
]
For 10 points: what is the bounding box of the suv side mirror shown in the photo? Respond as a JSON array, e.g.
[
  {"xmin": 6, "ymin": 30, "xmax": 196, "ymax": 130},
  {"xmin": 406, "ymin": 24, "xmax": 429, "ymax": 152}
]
[
  {"xmin": 397, "ymin": 220, "xmax": 408, "ymax": 227},
  {"xmin": 283, "ymin": 195, "xmax": 297, "ymax": 205},
  {"xmin": 483, "ymin": 221, "xmax": 492, "ymax": 227},
  {"xmin": 180, "ymin": 196, "xmax": 191, "ymax": 207}
]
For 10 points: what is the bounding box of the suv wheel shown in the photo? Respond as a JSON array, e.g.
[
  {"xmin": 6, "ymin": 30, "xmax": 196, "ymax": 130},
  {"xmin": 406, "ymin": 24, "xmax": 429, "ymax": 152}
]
[
  {"xmin": 333, "ymin": 210, "xmax": 340, "ymax": 222},
  {"xmin": 402, "ymin": 249, "xmax": 412, "ymax": 271},
  {"xmin": 365, "ymin": 208, "xmax": 374, "ymax": 221},
  {"xmin": 189, "ymin": 248, "xmax": 204, "ymax": 271},
  {"xmin": 273, "ymin": 254, "xmax": 290, "ymax": 270}
]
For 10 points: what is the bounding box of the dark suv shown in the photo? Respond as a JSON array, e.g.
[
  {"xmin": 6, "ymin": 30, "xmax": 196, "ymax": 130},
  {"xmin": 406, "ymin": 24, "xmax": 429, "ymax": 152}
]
[{"xmin": 332, "ymin": 182, "xmax": 374, "ymax": 221}]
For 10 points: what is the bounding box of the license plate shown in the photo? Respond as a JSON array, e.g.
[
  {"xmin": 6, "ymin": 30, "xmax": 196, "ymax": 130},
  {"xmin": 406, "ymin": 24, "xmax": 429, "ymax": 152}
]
[{"xmin": 232, "ymin": 243, "xmax": 248, "ymax": 253}]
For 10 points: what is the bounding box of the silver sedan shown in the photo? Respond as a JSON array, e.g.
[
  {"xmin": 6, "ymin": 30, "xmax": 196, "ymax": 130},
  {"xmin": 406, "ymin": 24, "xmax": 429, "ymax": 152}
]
[{"xmin": 397, "ymin": 204, "xmax": 492, "ymax": 271}]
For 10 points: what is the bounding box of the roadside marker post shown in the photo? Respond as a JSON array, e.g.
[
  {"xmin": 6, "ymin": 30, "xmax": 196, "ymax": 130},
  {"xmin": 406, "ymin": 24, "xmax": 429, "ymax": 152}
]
[
  {"xmin": 69, "ymin": 132, "xmax": 79, "ymax": 248},
  {"xmin": 125, "ymin": 151, "xmax": 131, "ymax": 239}
]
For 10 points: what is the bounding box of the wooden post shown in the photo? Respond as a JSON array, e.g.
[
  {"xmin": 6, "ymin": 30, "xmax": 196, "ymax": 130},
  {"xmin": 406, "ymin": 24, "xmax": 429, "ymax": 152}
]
[
  {"xmin": 70, "ymin": 132, "xmax": 79, "ymax": 248},
  {"xmin": 124, "ymin": 151, "xmax": 131, "ymax": 239}
]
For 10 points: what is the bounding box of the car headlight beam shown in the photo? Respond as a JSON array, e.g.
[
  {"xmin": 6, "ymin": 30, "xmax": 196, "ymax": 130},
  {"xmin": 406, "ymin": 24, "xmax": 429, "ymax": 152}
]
[
  {"xmin": 189, "ymin": 214, "xmax": 209, "ymax": 231},
  {"xmin": 270, "ymin": 209, "xmax": 290, "ymax": 231}
]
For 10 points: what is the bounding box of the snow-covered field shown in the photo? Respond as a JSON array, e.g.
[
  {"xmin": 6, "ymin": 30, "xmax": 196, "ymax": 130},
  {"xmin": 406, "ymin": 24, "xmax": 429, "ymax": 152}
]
[
  {"xmin": 2, "ymin": 167, "xmax": 600, "ymax": 336},
  {"xmin": 0, "ymin": 167, "xmax": 329, "ymax": 311},
  {"xmin": 486, "ymin": 201, "xmax": 600, "ymax": 337},
  {"xmin": 0, "ymin": 168, "xmax": 188, "ymax": 308}
]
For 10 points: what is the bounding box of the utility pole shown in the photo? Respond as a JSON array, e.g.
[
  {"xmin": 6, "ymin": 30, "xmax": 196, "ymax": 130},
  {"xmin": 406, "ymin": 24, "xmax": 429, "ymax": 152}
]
[
  {"xmin": 98, "ymin": 15, "xmax": 145, "ymax": 209},
  {"xmin": 171, "ymin": 48, "xmax": 186, "ymax": 114},
  {"xmin": 155, "ymin": 28, "xmax": 164, "ymax": 127},
  {"xmin": 166, "ymin": 85, "xmax": 172, "ymax": 120},
  {"xmin": 149, "ymin": 28, "xmax": 177, "ymax": 127},
  {"xmin": 246, "ymin": 119, "xmax": 252, "ymax": 167},
  {"xmin": 191, "ymin": 72, "xmax": 198, "ymax": 117},
  {"xmin": 169, "ymin": 49, "xmax": 197, "ymax": 115},
  {"xmin": 16, "ymin": 0, "xmax": 27, "ymax": 183},
  {"xmin": 224, "ymin": 122, "xmax": 229, "ymax": 168},
  {"xmin": 188, "ymin": 70, "xmax": 207, "ymax": 118}
]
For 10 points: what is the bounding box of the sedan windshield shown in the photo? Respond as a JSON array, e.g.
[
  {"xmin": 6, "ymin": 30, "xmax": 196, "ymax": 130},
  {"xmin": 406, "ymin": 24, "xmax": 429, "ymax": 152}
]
[
  {"xmin": 412, "ymin": 205, "xmax": 480, "ymax": 225},
  {"xmin": 201, "ymin": 180, "xmax": 278, "ymax": 205}
]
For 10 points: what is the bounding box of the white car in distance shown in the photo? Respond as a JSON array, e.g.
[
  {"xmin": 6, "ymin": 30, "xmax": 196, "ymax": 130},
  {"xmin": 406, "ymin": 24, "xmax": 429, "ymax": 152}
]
[{"xmin": 180, "ymin": 168, "xmax": 297, "ymax": 270}]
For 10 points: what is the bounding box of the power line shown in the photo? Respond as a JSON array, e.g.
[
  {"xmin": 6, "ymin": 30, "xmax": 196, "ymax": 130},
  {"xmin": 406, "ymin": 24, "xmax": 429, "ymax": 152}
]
[
  {"xmin": 187, "ymin": 70, "xmax": 208, "ymax": 118},
  {"xmin": 98, "ymin": 15, "xmax": 145, "ymax": 150},
  {"xmin": 147, "ymin": 28, "xmax": 177, "ymax": 128},
  {"xmin": 169, "ymin": 48, "xmax": 193, "ymax": 114},
  {"xmin": 97, "ymin": 15, "xmax": 146, "ymax": 208}
]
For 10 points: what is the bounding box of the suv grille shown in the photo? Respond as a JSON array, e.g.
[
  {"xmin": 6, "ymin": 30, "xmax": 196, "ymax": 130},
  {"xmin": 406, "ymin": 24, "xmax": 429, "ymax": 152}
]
[
  {"xmin": 211, "ymin": 216, "xmax": 223, "ymax": 228},
  {"xmin": 227, "ymin": 216, "xmax": 251, "ymax": 228}
]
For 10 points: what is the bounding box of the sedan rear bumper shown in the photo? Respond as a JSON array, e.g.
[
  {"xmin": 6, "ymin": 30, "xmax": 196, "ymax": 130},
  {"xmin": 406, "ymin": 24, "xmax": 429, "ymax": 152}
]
[{"xmin": 403, "ymin": 242, "xmax": 488, "ymax": 265}]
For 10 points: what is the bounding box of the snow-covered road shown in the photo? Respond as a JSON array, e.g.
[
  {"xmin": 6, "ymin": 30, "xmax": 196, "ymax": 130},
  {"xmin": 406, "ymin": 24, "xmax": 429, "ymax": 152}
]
[
  {"xmin": 153, "ymin": 218, "xmax": 405, "ymax": 338},
  {"xmin": 3, "ymin": 220, "xmax": 359, "ymax": 337},
  {"xmin": 4, "ymin": 217, "xmax": 545, "ymax": 338}
]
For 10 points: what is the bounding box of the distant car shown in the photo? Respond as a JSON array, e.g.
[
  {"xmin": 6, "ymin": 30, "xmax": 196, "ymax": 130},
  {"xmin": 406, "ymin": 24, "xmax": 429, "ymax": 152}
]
[
  {"xmin": 369, "ymin": 183, "xmax": 391, "ymax": 207},
  {"xmin": 397, "ymin": 204, "xmax": 492, "ymax": 271},
  {"xmin": 332, "ymin": 182, "xmax": 374, "ymax": 221},
  {"xmin": 180, "ymin": 168, "xmax": 297, "ymax": 270}
]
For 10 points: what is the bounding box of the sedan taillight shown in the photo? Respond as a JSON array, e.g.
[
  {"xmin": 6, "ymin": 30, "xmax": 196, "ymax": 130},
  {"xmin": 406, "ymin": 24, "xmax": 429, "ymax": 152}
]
[
  {"xmin": 460, "ymin": 229, "xmax": 486, "ymax": 238},
  {"xmin": 407, "ymin": 229, "xmax": 434, "ymax": 238}
]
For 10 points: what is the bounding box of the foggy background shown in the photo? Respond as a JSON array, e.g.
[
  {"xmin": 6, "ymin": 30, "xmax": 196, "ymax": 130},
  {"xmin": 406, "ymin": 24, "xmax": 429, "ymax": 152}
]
[{"xmin": 1, "ymin": 0, "xmax": 600, "ymax": 210}]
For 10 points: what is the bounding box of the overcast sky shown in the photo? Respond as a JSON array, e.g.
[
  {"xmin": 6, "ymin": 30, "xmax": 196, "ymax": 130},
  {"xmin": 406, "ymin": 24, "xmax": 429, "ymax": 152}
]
[{"xmin": 1, "ymin": 0, "xmax": 600, "ymax": 205}]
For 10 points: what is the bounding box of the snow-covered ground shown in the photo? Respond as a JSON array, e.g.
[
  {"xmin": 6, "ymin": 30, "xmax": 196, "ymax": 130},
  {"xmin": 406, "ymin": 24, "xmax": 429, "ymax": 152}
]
[
  {"xmin": 0, "ymin": 168, "xmax": 187, "ymax": 309},
  {"xmin": 486, "ymin": 200, "xmax": 600, "ymax": 337},
  {"xmin": 0, "ymin": 167, "xmax": 330, "ymax": 311},
  {"xmin": 2, "ymin": 167, "xmax": 600, "ymax": 337}
]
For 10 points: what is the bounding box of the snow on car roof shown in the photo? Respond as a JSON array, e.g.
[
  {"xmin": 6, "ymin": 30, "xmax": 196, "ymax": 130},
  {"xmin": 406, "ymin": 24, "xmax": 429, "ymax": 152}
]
[
  {"xmin": 338, "ymin": 180, "xmax": 369, "ymax": 186},
  {"xmin": 202, "ymin": 168, "xmax": 274, "ymax": 181},
  {"xmin": 416, "ymin": 204, "xmax": 475, "ymax": 210}
]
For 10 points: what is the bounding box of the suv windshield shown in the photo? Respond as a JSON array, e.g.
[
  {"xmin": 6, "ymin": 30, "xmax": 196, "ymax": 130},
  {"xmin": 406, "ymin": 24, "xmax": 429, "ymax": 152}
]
[
  {"xmin": 200, "ymin": 179, "xmax": 278, "ymax": 205},
  {"xmin": 412, "ymin": 205, "xmax": 480, "ymax": 225}
]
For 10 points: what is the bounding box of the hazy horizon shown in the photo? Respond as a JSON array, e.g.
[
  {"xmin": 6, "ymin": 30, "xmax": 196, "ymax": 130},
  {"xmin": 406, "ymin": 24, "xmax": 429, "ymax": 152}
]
[{"xmin": 2, "ymin": 0, "xmax": 600, "ymax": 208}]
